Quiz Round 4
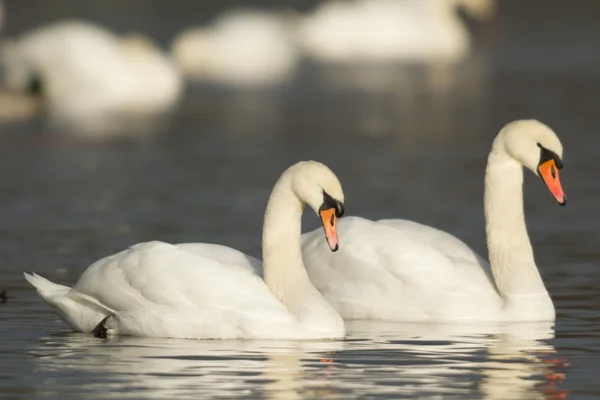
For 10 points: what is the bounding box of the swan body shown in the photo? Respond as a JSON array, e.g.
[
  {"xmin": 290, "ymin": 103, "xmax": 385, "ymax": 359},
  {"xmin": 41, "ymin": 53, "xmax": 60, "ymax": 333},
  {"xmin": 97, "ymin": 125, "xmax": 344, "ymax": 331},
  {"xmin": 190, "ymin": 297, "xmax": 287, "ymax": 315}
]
[
  {"xmin": 2, "ymin": 20, "xmax": 183, "ymax": 123},
  {"xmin": 302, "ymin": 120, "xmax": 566, "ymax": 322},
  {"xmin": 171, "ymin": 10, "xmax": 299, "ymax": 86},
  {"xmin": 297, "ymin": 0, "xmax": 495, "ymax": 64},
  {"xmin": 26, "ymin": 161, "xmax": 346, "ymax": 339}
]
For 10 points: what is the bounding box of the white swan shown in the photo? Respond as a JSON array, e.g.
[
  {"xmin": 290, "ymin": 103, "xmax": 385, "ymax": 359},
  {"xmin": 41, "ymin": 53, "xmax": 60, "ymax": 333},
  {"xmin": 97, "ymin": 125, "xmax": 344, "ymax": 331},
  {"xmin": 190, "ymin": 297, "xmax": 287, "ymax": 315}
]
[
  {"xmin": 302, "ymin": 120, "xmax": 566, "ymax": 322},
  {"xmin": 2, "ymin": 20, "xmax": 183, "ymax": 125},
  {"xmin": 25, "ymin": 161, "xmax": 346, "ymax": 339},
  {"xmin": 171, "ymin": 9, "xmax": 299, "ymax": 86},
  {"xmin": 297, "ymin": 0, "xmax": 495, "ymax": 64}
]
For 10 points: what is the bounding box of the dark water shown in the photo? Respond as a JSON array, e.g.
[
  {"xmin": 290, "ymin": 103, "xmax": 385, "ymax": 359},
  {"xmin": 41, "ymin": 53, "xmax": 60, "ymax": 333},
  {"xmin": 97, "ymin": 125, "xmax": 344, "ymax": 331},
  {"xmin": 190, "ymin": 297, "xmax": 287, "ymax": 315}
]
[{"xmin": 1, "ymin": 1, "xmax": 600, "ymax": 399}]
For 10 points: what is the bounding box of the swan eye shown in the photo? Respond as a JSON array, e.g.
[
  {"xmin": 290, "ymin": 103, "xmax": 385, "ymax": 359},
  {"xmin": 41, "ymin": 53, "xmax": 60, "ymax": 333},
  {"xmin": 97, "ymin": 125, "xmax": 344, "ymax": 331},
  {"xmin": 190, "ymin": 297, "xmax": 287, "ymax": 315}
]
[
  {"xmin": 336, "ymin": 202, "xmax": 345, "ymax": 218},
  {"xmin": 537, "ymin": 144, "xmax": 563, "ymax": 170},
  {"xmin": 321, "ymin": 190, "xmax": 344, "ymax": 218}
]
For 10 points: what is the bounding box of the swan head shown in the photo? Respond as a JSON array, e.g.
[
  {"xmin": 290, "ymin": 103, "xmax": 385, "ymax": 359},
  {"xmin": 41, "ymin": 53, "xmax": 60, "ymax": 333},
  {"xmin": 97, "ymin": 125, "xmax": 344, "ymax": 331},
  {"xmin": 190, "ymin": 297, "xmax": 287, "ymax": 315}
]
[
  {"xmin": 291, "ymin": 161, "xmax": 345, "ymax": 251},
  {"xmin": 171, "ymin": 29, "xmax": 212, "ymax": 76},
  {"xmin": 499, "ymin": 119, "xmax": 566, "ymax": 205},
  {"xmin": 454, "ymin": 0, "xmax": 496, "ymax": 22}
]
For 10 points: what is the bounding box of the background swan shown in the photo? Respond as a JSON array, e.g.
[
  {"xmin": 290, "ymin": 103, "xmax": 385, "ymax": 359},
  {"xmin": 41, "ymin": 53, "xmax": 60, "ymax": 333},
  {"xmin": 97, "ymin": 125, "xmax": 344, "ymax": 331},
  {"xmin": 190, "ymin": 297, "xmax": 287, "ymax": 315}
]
[
  {"xmin": 297, "ymin": 0, "xmax": 495, "ymax": 64},
  {"xmin": 25, "ymin": 161, "xmax": 346, "ymax": 339},
  {"xmin": 1, "ymin": 20, "xmax": 183, "ymax": 126},
  {"xmin": 171, "ymin": 9, "xmax": 299, "ymax": 86},
  {"xmin": 302, "ymin": 120, "xmax": 566, "ymax": 322}
]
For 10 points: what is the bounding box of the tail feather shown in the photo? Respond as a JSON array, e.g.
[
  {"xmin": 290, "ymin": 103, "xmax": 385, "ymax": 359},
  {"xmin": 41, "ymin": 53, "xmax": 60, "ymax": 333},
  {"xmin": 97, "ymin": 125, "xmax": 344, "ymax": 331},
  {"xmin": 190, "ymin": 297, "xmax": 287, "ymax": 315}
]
[
  {"xmin": 24, "ymin": 272, "xmax": 70, "ymax": 297},
  {"xmin": 23, "ymin": 272, "xmax": 111, "ymax": 332}
]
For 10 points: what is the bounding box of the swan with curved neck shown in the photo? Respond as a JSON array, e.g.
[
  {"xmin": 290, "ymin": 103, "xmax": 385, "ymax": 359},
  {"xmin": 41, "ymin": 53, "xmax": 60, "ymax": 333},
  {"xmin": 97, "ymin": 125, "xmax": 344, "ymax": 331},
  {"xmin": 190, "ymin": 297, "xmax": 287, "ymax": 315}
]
[
  {"xmin": 25, "ymin": 161, "xmax": 346, "ymax": 339},
  {"xmin": 297, "ymin": 0, "xmax": 495, "ymax": 64},
  {"xmin": 302, "ymin": 120, "xmax": 566, "ymax": 322},
  {"xmin": 2, "ymin": 20, "xmax": 182, "ymax": 130},
  {"xmin": 171, "ymin": 10, "xmax": 299, "ymax": 86}
]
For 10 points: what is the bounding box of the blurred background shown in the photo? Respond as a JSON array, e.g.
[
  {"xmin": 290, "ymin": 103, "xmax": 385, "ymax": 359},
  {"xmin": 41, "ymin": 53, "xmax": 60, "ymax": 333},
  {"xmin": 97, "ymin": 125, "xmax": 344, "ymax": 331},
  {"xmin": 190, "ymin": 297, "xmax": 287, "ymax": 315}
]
[
  {"xmin": 0, "ymin": 0, "xmax": 596, "ymax": 264},
  {"xmin": 2, "ymin": 1, "xmax": 600, "ymax": 398}
]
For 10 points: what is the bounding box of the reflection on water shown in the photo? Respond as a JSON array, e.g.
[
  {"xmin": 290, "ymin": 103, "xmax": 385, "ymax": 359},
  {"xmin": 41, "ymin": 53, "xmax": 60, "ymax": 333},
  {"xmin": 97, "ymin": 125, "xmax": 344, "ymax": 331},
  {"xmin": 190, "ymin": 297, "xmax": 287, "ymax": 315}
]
[
  {"xmin": 20, "ymin": 321, "xmax": 564, "ymax": 399},
  {"xmin": 344, "ymin": 322, "xmax": 566, "ymax": 400},
  {"xmin": 45, "ymin": 112, "xmax": 176, "ymax": 141}
]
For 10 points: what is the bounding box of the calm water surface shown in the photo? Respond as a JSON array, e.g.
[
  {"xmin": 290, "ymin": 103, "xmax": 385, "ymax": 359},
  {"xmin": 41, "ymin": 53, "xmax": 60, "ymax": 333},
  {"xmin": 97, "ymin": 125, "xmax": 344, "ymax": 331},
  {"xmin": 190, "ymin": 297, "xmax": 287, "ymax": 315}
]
[{"xmin": 1, "ymin": 1, "xmax": 600, "ymax": 399}]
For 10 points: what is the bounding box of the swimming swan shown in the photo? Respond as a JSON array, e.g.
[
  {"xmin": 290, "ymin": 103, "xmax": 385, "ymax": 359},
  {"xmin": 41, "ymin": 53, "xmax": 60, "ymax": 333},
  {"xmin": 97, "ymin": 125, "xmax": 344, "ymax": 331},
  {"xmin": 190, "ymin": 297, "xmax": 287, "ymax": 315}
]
[
  {"xmin": 297, "ymin": 0, "xmax": 495, "ymax": 64},
  {"xmin": 302, "ymin": 120, "xmax": 566, "ymax": 322},
  {"xmin": 25, "ymin": 161, "xmax": 346, "ymax": 339},
  {"xmin": 2, "ymin": 20, "xmax": 182, "ymax": 124},
  {"xmin": 171, "ymin": 9, "xmax": 299, "ymax": 86}
]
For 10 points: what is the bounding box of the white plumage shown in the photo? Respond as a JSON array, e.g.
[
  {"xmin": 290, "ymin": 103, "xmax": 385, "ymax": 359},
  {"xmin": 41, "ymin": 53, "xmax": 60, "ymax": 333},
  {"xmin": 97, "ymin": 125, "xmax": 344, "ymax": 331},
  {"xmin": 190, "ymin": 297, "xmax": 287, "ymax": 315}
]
[
  {"xmin": 171, "ymin": 10, "xmax": 299, "ymax": 86},
  {"xmin": 297, "ymin": 0, "xmax": 495, "ymax": 64},
  {"xmin": 303, "ymin": 120, "xmax": 565, "ymax": 322},
  {"xmin": 2, "ymin": 20, "xmax": 182, "ymax": 125},
  {"xmin": 26, "ymin": 161, "xmax": 346, "ymax": 340}
]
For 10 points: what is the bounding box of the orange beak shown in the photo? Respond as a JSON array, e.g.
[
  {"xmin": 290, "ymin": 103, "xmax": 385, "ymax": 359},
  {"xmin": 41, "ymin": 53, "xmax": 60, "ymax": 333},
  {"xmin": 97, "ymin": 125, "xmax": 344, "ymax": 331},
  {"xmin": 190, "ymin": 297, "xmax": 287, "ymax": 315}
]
[
  {"xmin": 320, "ymin": 208, "xmax": 339, "ymax": 252},
  {"xmin": 538, "ymin": 159, "xmax": 566, "ymax": 205}
]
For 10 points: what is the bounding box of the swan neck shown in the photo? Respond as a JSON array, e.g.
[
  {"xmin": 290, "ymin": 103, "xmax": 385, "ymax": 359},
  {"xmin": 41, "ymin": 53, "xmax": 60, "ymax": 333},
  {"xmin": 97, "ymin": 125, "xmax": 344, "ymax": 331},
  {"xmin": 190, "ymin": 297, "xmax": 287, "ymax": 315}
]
[
  {"xmin": 260, "ymin": 165, "xmax": 344, "ymax": 336},
  {"xmin": 262, "ymin": 172, "xmax": 311, "ymax": 303},
  {"xmin": 484, "ymin": 149, "xmax": 547, "ymax": 296}
]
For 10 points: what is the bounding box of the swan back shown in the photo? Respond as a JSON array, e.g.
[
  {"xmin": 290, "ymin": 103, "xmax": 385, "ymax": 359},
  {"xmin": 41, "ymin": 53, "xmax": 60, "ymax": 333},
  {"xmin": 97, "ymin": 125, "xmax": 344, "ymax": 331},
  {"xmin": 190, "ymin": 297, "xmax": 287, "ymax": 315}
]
[
  {"xmin": 171, "ymin": 10, "xmax": 299, "ymax": 86},
  {"xmin": 298, "ymin": 0, "xmax": 493, "ymax": 63}
]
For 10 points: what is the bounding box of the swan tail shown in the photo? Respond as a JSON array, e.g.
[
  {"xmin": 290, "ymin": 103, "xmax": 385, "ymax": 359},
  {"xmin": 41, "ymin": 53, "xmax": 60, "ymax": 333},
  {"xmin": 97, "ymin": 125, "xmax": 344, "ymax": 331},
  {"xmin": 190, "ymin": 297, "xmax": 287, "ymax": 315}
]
[
  {"xmin": 24, "ymin": 272, "xmax": 71, "ymax": 298},
  {"xmin": 24, "ymin": 272, "xmax": 113, "ymax": 333}
]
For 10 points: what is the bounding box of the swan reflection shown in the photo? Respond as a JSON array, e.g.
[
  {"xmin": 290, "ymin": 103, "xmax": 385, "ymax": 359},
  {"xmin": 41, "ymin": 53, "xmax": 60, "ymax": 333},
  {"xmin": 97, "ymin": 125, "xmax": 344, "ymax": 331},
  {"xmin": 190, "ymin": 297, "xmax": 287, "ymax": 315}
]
[
  {"xmin": 31, "ymin": 321, "xmax": 566, "ymax": 399},
  {"xmin": 344, "ymin": 321, "xmax": 567, "ymax": 399},
  {"xmin": 32, "ymin": 336, "xmax": 343, "ymax": 399}
]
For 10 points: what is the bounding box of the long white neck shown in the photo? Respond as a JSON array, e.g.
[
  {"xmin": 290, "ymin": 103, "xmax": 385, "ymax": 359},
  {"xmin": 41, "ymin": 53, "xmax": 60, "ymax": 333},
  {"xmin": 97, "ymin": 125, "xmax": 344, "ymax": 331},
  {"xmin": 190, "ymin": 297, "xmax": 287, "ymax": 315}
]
[
  {"xmin": 262, "ymin": 168, "xmax": 342, "ymax": 332},
  {"xmin": 484, "ymin": 146, "xmax": 548, "ymax": 297},
  {"xmin": 263, "ymin": 171, "xmax": 307, "ymax": 296}
]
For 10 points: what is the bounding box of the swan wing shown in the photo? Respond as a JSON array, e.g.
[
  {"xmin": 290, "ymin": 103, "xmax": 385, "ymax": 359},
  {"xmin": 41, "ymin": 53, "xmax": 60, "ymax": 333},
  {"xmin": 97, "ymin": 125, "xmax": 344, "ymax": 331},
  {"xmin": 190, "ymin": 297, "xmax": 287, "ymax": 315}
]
[
  {"xmin": 377, "ymin": 218, "xmax": 490, "ymax": 271},
  {"xmin": 175, "ymin": 242, "xmax": 263, "ymax": 276},
  {"xmin": 302, "ymin": 216, "xmax": 499, "ymax": 321},
  {"xmin": 64, "ymin": 241, "xmax": 297, "ymax": 338}
]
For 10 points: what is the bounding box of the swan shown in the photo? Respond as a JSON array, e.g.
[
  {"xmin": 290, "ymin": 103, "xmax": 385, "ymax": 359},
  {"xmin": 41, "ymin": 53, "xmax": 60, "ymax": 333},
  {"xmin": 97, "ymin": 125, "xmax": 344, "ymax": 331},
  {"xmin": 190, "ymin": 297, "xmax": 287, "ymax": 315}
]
[
  {"xmin": 1, "ymin": 20, "xmax": 183, "ymax": 125},
  {"xmin": 25, "ymin": 161, "xmax": 346, "ymax": 339},
  {"xmin": 302, "ymin": 120, "xmax": 566, "ymax": 322},
  {"xmin": 171, "ymin": 9, "xmax": 299, "ymax": 86},
  {"xmin": 296, "ymin": 0, "xmax": 495, "ymax": 64}
]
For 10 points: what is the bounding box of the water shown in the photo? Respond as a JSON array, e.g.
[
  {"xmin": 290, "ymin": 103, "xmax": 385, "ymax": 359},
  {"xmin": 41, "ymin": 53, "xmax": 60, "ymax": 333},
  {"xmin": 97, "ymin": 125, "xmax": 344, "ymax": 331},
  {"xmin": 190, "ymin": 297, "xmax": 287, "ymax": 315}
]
[{"xmin": 2, "ymin": 1, "xmax": 600, "ymax": 399}]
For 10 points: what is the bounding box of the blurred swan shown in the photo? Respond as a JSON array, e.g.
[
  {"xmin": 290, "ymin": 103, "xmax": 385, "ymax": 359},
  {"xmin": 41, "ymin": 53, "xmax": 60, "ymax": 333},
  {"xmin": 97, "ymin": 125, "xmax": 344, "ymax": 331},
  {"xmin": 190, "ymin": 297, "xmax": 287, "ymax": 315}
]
[
  {"xmin": 172, "ymin": 9, "xmax": 300, "ymax": 86},
  {"xmin": 1, "ymin": 20, "xmax": 183, "ymax": 128},
  {"xmin": 25, "ymin": 161, "xmax": 346, "ymax": 340},
  {"xmin": 303, "ymin": 120, "xmax": 566, "ymax": 322},
  {"xmin": 297, "ymin": 0, "xmax": 495, "ymax": 64}
]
